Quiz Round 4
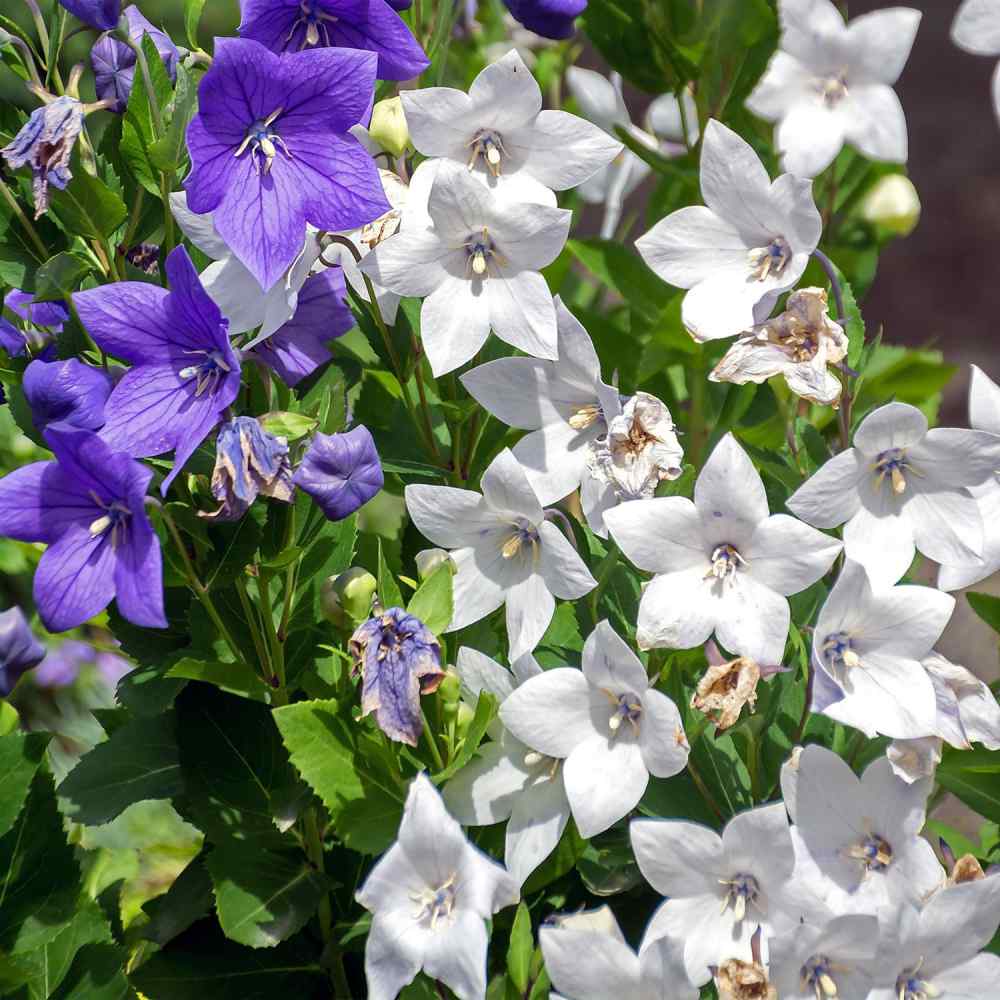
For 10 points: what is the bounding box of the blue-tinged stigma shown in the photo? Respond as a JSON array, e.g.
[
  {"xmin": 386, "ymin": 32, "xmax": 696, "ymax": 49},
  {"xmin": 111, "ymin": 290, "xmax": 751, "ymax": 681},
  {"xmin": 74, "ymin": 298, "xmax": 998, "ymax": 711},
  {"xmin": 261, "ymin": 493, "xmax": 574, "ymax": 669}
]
[
  {"xmin": 467, "ymin": 129, "xmax": 506, "ymax": 177},
  {"xmin": 705, "ymin": 543, "xmax": 746, "ymax": 586},
  {"xmin": 410, "ymin": 873, "xmax": 457, "ymax": 931},
  {"xmin": 179, "ymin": 349, "xmax": 234, "ymax": 397},
  {"xmin": 88, "ymin": 490, "xmax": 131, "ymax": 549},
  {"xmin": 896, "ymin": 959, "xmax": 941, "ymax": 1000},
  {"xmin": 718, "ymin": 872, "xmax": 762, "ymax": 923},
  {"xmin": 465, "ymin": 227, "xmax": 504, "ymax": 279},
  {"xmin": 234, "ymin": 108, "xmax": 291, "ymax": 175},
  {"xmin": 846, "ymin": 830, "xmax": 893, "ymax": 873},
  {"xmin": 748, "ymin": 236, "xmax": 792, "ymax": 281},
  {"xmin": 500, "ymin": 519, "xmax": 540, "ymax": 562},
  {"xmin": 873, "ymin": 447, "xmax": 922, "ymax": 496},
  {"xmin": 287, "ymin": 0, "xmax": 338, "ymax": 48},
  {"xmin": 603, "ymin": 689, "xmax": 642, "ymax": 736},
  {"xmin": 801, "ymin": 954, "xmax": 848, "ymax": 1000},
  {"xmin": 821, "ymin": 630, "xmax": 860, "ymax": 687}
]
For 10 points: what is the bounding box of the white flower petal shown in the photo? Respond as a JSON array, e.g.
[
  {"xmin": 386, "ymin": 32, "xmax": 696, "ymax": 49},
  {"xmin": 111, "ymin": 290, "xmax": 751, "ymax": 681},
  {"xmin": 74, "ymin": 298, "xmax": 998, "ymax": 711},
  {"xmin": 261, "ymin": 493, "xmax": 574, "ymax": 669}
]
[
  {"xmin": 442, "ymin": 740, "xmax": 527, "ymax": 826},
  {"xmin": 537, "ymin": 521, "xmax": 597, "ymax": 600},
  {"xmin": 845, "ymin": 8, "xmax": 921, "ymax": 86},
  {"xmin": 933, "ymin": 953, "xmax": 1000, "ymax": 997},
  {"xmin": 359, "ymin": 229, "xmax": 458, "ymax": 297},
  {"xmin": 636, "ymin": 568, "xmax": 719, "ymax": 651},
  {"xmin": 563, "ymin": 732, "xmax": 648, "ymax": 838},
  {"xmin": 582, "ymin": 619, "xmax": 649, "ymax": 694},
  {"xmin": 461, "ymin": 358, "xmax": 562, "ymax": 430},
  {"xmin": 500, "ymin": 667, "xmax": 598, "ymax": 758},
  {"xmin": 605, "ymin": 497, "xmax": 706, "ymax": 575},
  {"xmin": 564, "ymin": 67, "xmax": 631, "ymax": 133},
  {"xmin": 638, "ymin": 689, "xmax": 689, "ymax": 778},
  {"xmin": 906, "ymin": 488, "xmax": 983, "ymax": 567},
  {"xmin": 169, "ymin": 191, "xmax": 229, "ymax": 259},
  {"xmin": 844, "ymin": 83, "xmax": 909, "ymax": 164},
  {"xmin": 421, "ymin": 909, "xmax": 488, "ymax": 1000},
  {"xmin": 401, "ymin": 86, "xmax": 476, "ymax": 161},
  {"xmin": 746, "ymin": 51, "xmax": 815, "ymax": 120},
  {"xmin": 953, "ymin": 0, "xmax": 1000, "ymax": 54},
  {"xmin": 422, "ymin": 275, "xmax": 492, "ymax": 376},
  {"xmin": 777, "ymin": 100, "xmax": 848, "ymax": 178},
  {"xmin": 468, "ymin": 49, "xmax": 542, "ymax": 130},
  {"xmin": 363, "ymin": 908, "xmax": 425, "ymax": 1000},
  {"xmin": 481, "ymin": 448, "xmax": 544, "ymax": 522},
  {"xmin": 447, "ymin": 544, "xmax": 510, "ymax": 632},
  {"xmin": 853, "ymin": 401, "xmax": 928, "ymax": 455},
  {"xmin": 540, "ymin": 926, "xmax": 641, "ymax": 1000},
  {"xmin": 786, "ymin": 448, "xmax": 865, "ymax": 528},
  {"xmin": 396, "ymin": 774, "xmax": 469, "ymax": 886},
  {"xmin": 842, "ymin": 493, "xmax": 916, "ymax": 589},
  {"xmin": 405, "ymin": 484, "xmax": 500, "ymax": 549},
  {"xmin": 778, "ymin": 0, "xmax": 847, "ymax": 65},
  {"xmin": 695, "ymin": 434, "xmax": 769, "ymax": 546},
  {"xmin": 969, "ymin": 364, "xmax": 1000, "ymax": 432},
  {"xmin": 630, "ymin": 818, "xmax": 724, "ymax": 897},
  {"xmin": 910, "ymin": 427, "xmax": 1000, "ymax": 487},
  {"xmin": 514, "ymin": 419, "xmax": 594, "ymax": 505},
  {"xmin": 455, "ymin": 647, "xmax": 517, "ymax": 704},
  {"xmin": 745, "ymin": 513, "xmax": 842, "ymax": 596},
  {"xmin": 714, "ymin": 575, "xmax": 791, "ymax": 665},
  {"xmin": 505, "ymin": 772, "xmax": 570, "ymax": 885},
  {"xmin": 506, "ymin": 571, "xmax": 555, "ymax": 661},
  {"xmin": 488, "ymin": 268, "xmax": 558, "ymax": 361}
]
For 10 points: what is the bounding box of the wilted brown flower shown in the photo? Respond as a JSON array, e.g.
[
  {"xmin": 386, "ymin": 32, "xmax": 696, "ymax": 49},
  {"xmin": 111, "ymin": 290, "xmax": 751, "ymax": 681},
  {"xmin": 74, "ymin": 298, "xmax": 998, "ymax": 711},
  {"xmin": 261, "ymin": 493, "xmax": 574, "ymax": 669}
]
[
  {"xmin": 691, "ymin": 656, "xmax": 761, "ymax": 730},
  {"xmin": 716, "ymin": 958, "xmax": 777, "ymax": 1000}
]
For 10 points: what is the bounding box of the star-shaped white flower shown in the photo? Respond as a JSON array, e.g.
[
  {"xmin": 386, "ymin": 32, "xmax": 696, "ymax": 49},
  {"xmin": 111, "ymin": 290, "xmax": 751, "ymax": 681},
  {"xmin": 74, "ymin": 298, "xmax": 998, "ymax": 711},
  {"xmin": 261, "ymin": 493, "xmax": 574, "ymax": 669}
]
[
  {"xmin": 865, "ymin": 879, "xmax": 1000, "ymax": 1000},
  {"xmin": 780, "ymin": 746, "xmax": 943, "ymax": 914},
  {"xmin": 460, "ymin": 297, "xmax": 621, "ymax": 505},
  {"xmin": 953, "ymin": 0, "xmax": 1000, "ymax": 121},
  {"xmin": 442, "ymin": 647, "xmax": 571, "ymax": 887},
  {"xmin": 583, "ymin": 390, "xmax": 685, "ymax": 537},
  {"xmin": 768, "ymin": 913, "xmax": 879, "ymax": 1000},
  {"xmin": 401, "ymin": 49, "xmax": 621, "ymax": 207},
  {"xmin": 170, "ymin": 191, "xmax": 321, "ymax": 343},
  {"xmin": 787, "ymin": 401, "xmax": 1000, "ymax": 589},
  {"xmin": 938, "ymin": 365, "xmax": 1000, "ymax": 590},
  {"xmin": 636, "ymin": 119, "xmax": 822, "ymax": 342},
  {"xmin": 565, "ymin": 67, "xmax": 698, "ymax": 238},
  {"xmin": 809, "ymin": 560, "xmax": 955, "ymax": 739},
  {"xmin": 630, "ymin": 803, "xmax": 801, "ymax": 986},
  {"xmin": 356, "ymin": 773, "xmax": 519, "ymax": 1000},
  {"xmin": 746, "ymin": 0, "xmax": 921, "ymax": 178},
  {"xmin": 499, "ymin": 620, "xmax": 689, "ymax": 839},
  {"xmin": 541, "ymin": 904, "xmax": 697, "ymax": 1000},
  {"xmin": 605, "ymin": 433, "xmax": 842, "ymax": 664},
  {"xmin": 359, "ymin": 160, "xmax": 571, "ymax": 375},
  {"xmin": 404, "ymin": 449, "xmax": 596, "ymax": 660},
  {"xmin": 709, "ymin": 287, "xmax": 849, "ymax": 406}
]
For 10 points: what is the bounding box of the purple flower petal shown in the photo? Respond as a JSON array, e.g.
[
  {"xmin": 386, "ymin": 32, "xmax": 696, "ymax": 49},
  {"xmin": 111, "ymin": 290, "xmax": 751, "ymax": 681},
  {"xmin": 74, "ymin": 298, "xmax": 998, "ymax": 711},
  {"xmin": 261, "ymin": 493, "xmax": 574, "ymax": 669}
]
[
  {"xmin": 0, "ymin": 462, "xmax": 94, "ymax": 543},
  {"xmin": 123, "ymin": 6, "xmax": 179, "ymax": 80},
  {"xmin": 73, "ymin": 281, "xmax": 173, "ymax": 364},
  {"xmin": 113, "ymin": 510, "xmax": 166, "ymax": 627},
  {"xmin": 5, "ymin": 290, "xmax": 70, "ymax": 331},
  {"xmin": 292, "ymin": 425, "xmax": 383, "ymax": 521},
  {"xmin": 0, "ymin": 607, "xmax": 46, "ymax": 696},
  {"xmin": 252, "ymin": 268, "xmax": 354, "ymax": 386},
  {"xmin": 23, "ymin": 358, "xmax": 111, "ymax": 432},
  {"xmin": 91, "ymin": 35, "xmax": 134, "ymax": 114},
  {"xmin": 504, "ymin": 0, "xmax": 586, "ymax": 39},
  {"xmin": 34, "ymin": 524, "xmax": 118, "ymax": 633},
  {"xmin": 58, "ymin": 0, "xmax": 120, "ymax": 30},
  {"xmin": 238, "ymin": 0, "xmax": 429, "ymax": 80}
]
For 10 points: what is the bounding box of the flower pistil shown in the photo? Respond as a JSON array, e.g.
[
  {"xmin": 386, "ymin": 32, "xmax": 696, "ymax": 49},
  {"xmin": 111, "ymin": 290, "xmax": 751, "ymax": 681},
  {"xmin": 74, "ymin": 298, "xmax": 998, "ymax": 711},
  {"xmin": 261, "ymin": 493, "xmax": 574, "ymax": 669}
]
[
  {"xmin": 234, "ymin": 108, "xmax": 290, "ymax": 175},
  {"xmin": 411, "ymin": 873, "xmax": 457, "ymax": 931},
  {"xmin": 896, "ymin": 959, "xmax": 941, "ymax": 1000},
  {"xmin": 467, "ymin": 128, "xmax": 507, "ymax": 176},
  {"xmin": 748, "ymin": 237, "xmax": 792, "ymax": 281}
]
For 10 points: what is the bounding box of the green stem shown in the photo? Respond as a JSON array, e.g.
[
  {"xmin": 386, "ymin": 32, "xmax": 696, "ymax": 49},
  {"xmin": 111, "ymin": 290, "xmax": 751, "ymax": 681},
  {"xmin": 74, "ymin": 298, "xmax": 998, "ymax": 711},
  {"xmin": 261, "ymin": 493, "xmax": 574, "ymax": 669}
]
[
  {"xmin": 303, "ymin": 810, "xmax": 349, "ymax": 996},
  {"xmin": 685, "ymin": 752, "xmax": 725, "ymax": 824},
  {"xmin": 258, "ymin": 570, "xmax": 287, "ymax": 704},
  {"xmin": 277, "ymin": 504, "xmax": 298, "ymax": 642},
  {"xmin": 159, "ymin": 505, "xmax": 247, "ymax": 669},
  {"xmin": 21, "ymin": 0, "xmax": 49, "ymax": 63},
  {"xmin": 420, "ymin": 708, "xmax": 445, "ymax": 772},
  {"xmin": 0, "ymin": 177, "xmax": 47, "ymax": 260},
  {"xmin": 124, "ymin": 33, "xmax": 164, "ymax": 137},
  {"xmin": 688, "ymin": 353, "xmax": 708, "ymax": 465},
  {"xmin": 122, "ymin": 186, "xmax": 145, "ymax": 250},
  {"xmin": 235, "ymin": 575, "xmax": 273, "ymax": 683}
]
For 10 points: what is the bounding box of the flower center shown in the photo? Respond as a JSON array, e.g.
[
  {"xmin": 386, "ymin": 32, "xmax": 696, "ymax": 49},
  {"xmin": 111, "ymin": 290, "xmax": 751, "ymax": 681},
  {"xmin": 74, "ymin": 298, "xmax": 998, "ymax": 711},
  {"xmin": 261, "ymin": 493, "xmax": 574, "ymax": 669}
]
[
  {"xmin": 846, "ymin": 831, "xmax": 893, "ymax": 872},
  {"xmin": 706, "ymin": 543, "xmax": 746, "ymax": 586},
  {"xmin": 801, "ymin": 955, "xmax": 847, "ymax": 1000},
  {"xmin": 410, "ymin": 874, "xmax": 457, "ymax": 931},
  {"xmin": 818, "ymin": 74, "xmax": 849, "ymax": 107},
  {"xmin": 500, "ymin": 519, "xmax": 540, "ymax": 562},
  {"xmin": 523, "ymin": 750, "xmax": 562, "ymax": 781},
  {"xmin": 178, "ymin": 349, "xmax": 234, "ymax": 397},
  {"xmin": 287, "ymin": 0, "xmax": 338, "ymax": 48},
  {"xmin": 602, "ymin": 690, "xmax": 643, "ymax": 736},
  {"xmin": 87, "ymin": 490, "xmax": 131, "ymax": 549},
  {"xmin": 719, "ymin": 872, "xmax": 761, "ymax": 923},
  {"xmin": 465, "ymin": 227, "xmax": 501, "ymax": 278},
  {"xmin": 467, "ymin": 129, "xmax": 506, "ymax": 177},
  {"xmin": 896, "ymin": 960, "xmax": 940, "ymax": 1000},
  {"xmin": 873, "ymin": 447, "xmax": 921, "ymax": 495},
  {"xmin": 748, "ymin": 237, "xmax": 792, "ymax": 281},
  {"xmin": 768, "ymin": 322, "xmax": 819, "ymax": 363},
  {"xmin": 234, "ymin": 108, "xmax": 291, "ymax": 175},
  {"xmin": 821, "ymin": 630, "xmax": 859, "ymax": 686},
  {"xmin": 568, "ymin": 403, "xmax": 601, "ymax": 430}
]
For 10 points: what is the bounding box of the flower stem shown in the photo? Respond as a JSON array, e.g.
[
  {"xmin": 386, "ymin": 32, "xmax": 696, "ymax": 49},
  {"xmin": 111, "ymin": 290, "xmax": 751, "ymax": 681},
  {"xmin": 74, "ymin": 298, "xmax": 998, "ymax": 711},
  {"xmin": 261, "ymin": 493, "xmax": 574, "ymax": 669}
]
[
  {"xmin": 0, "ymin": 177, "xmax": 47, "ymax": 260},
  {"xmin": 685, "ymin": 752, "xmax": 725, "ymax": 824},
  {"xmin": 811, "ymin": 248, "xmax": 846, "ymax": 325},
  {"xmin": 258, "ymin": 570, "xmax": 287, "ymax": 705},
  {"xmin": 21, "ymin": 0, "xmax": 49, "ymax": 63},
  {"xmin": 420, "ymin": 708, "xmax": 445, "ymax": 772},
  {"xmin": 302, "ymin": 809, "xmax": 350, "ymax": 997},
  {"xmin": 235, "ymin": 575, "xmax": 273, "ymax": 685}
]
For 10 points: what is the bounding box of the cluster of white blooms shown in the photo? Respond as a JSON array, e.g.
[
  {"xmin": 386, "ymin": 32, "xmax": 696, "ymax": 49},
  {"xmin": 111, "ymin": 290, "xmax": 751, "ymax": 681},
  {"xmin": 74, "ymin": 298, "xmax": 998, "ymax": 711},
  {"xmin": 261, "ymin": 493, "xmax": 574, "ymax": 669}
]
[{"xmin": 351, "ymin": 1, "xmax": 1000, "ymax": 998}]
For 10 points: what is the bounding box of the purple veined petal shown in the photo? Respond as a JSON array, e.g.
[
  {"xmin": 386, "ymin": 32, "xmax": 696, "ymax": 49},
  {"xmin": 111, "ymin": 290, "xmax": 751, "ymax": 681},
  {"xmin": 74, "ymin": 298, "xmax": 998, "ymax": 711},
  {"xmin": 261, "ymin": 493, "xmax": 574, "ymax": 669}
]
[
  {"xmin": 239, "ymin": 0, "xmax": 428, "ymax": 81},
  {"xmin": 58, "ymin": 0, "xmax": 120, "ymax": 31},
  {"xmin": 23, "ymin": 358, "xmax": 112, "ymax": 432},
  {"xmin": 0, "ymin": 460, "xmax": 105, "ymax": 543},
  {"xmin": 253, "ymin": 268, "xmax": 354, "ymax": 386},
  {"xmin": 123, "ymin": 5, "xmax": 179, "ymax": 81},
  {"xmin": 503, "ymin": 0, "xmax": 587, "ymax": 40},
  {"xmin": 293, "ymin": 425, "xmax": 384, "ymax": 521},
  {"xmin": 162, "ymin": 246, "xmax": 234, "ymax": 358},
  {"xmin": 73, "ymin": 281, "xmax": 174, "ymax": 364},
  {"xmin": 45, "ymin": 423, "xmax": 151, "ymax": 506},
  {"xmin": 113, "ymin": 509, "xmax": 166, "ymax": 627},
  {"xmin": 0, "ymin": 318, "xmax": 26, "ymax": 356},
  {"xmin": 5, "ymin": 289, "xmax": 70, "ymax": 331},
  {"xmin": 91, "ymin": 35, "xmax": 135, "ymax": 114},
  {"xmin": 34, "ymin": 523, "xmax": 118, "ymax": 633}
]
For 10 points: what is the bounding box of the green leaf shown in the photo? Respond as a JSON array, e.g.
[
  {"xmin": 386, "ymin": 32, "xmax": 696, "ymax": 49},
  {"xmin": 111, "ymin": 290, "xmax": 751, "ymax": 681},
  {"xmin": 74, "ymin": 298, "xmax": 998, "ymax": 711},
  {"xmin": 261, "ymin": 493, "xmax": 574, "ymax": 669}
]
[
  {"xmin": 839, "ymin": 272, "xmax": 866, "ymax": 369},
  {"xmin": 273, "ymin": 699, "xmax": 404, "ymax": 855},
  {"xmin": 48, "ymin": 158, "xmax": 127, "ymax": 239},
  {"xmin": 33, "ymin": 251, "xmax": 92, "ymax": 302},
  {"xmin": 293, "ymin": 510, "xmax": 358, "ymax": 625},
  {"xmin": 207, "ymin": 843, "xmax": 327, "ymax": 949},
  {"xmin": 175, "ymin": 683, "xmax": 301, "ymax": 849},
  {"xmin": 0, "ymin": 774, "xmax": 80, "ymax": 954},
  {"xmin": 506, "ymin": 903, "xmax": 533, "ymax": 993},
  {"xmin": 406, "ymin": 563, "xmax": 453, "ymax": 635},
  {"xmin": 378, "ymin": 537, "xmax": 404, "ymax": 609},
  {"xmin": 121, "ymin": 34, "xmax": 175, "ymax": 196},
  {"xmin": 57, "ymin": 711, "xmax": 183, "ymax": 826},
  {"xmin": 258, "ymin": 411, "xmax": 318, "ymax": 441},
  {"xmin": 48, "ymin": 943, "xmax": 130, "ymax": 1000},
  {"xmin": 0, "ymin": 731, "xmax": 47, "ymax": 837},
  {"xmin": 166, "ymin": 657, "xmax": 269, "ymax": 702},
  {"xmin": 141, "ymin": 857, "xmax": 213, "ymax": 947},
  {"xmin": 432, "ymin": 691, "xmax": 496, "ymax": 783},
  {"xmin": 130, "ymin": 928, "xmax": 325, "ymax": 999},
  {"xmin": 937, "ymin": 747, "xmax": 1000, "ymax": 823},
  {"xmin": 184, "ymin": 0, "xmax": 207, "ymax": 48},
  {"xmin": 567, "ymin": 238, "xmax": 672, "ymax": 321},
  {"xmin": 968, "ymin": 592, "xmax": 1000, "ymax": 634},
  {"xmin": 149, "ymin": 63, "xmax": 198, "ymax": 173}
]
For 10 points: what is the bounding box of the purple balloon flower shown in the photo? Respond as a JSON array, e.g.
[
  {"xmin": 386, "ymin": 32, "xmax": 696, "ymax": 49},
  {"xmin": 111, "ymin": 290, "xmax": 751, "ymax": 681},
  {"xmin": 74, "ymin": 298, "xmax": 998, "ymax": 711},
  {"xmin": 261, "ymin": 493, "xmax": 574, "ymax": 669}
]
[
  {"xmin": 2, "ymin": 96, "xmax": 86, "ymax": 219},
  {"xmin": 33, "ymin": 638, "xmax": 93, "ymax": 688},
  {"xmin": 292, "ymin": 425, "xmax": 383, "ymax": 521},
  {"xmin": 0, "ymin": 608, "xmax": 46, "ymax": 696},
  {"xmin": 91, "ymin": 6, "xmax": 179, "ymax": 114},
  {"xmin": 1, "ymin": 290, "xmax": 70, "ymax": 357},
  {"xmin": 58, "ymin": 0, "xmax": 120, "ymax": 30},
  {"xmin": 23, "ymin": 358, "xmax": 112, "ymax": 433},
  {"xmin": 205, "ymin": 416, "xmax": 294, "ymax": 522},
  {"xmin": 73, "ymin": 246, "xmax": 241, "ymax": 494},
  {"xmin": 350, "ymin": 607, "xmax": 444, "ymax": 745},
  {"xmin": 503, "ymin": 0, "xmax": 586, "ymax": 39},
  {"xmin": 251, "ymin": 268, "xmax": 354, "ymax": 387},
  {"xmin": 238, "ymin": 0, "xmax": 428, "ymax": 80},
  {"xmin": 184, "ymin": 38, "xmax": 390, "ymax": 292},
  {"xmin": 0, "ymin": 425, "xmax": 165, "ymax": 633}
]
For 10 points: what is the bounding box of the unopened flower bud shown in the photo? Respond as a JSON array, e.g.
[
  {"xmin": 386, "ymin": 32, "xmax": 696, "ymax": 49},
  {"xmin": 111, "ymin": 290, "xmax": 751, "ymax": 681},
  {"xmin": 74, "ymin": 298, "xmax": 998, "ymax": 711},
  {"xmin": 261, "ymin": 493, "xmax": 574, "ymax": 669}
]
[
  {"xmin": 860, "ymin": 174, "xmax": 920, "ymax": 237},
  {"xmin": 415, "ymin": 548, "xmax": 456, "ymax": 580},
  {"xmin": 439, "ymin": 670, "xmax": 462, "ymax": 721},
  {"xmin": 369, "ymin": 97, "xmax": 410, "ymax": 158},
  {"xmin": 321, "ymin": 567, "xmax": 377, "ymax": 625},
  {"xmin": 454, "ymin": 701, "xmax": 475, "ymax": 739}
]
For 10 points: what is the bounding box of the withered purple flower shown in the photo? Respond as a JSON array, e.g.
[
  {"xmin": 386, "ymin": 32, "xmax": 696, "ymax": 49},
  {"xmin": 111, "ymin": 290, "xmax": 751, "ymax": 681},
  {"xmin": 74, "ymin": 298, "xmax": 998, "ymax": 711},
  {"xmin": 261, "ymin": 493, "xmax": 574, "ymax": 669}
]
[
  {"xmin": 203, "ymin": 416, "xmax": 294, "ymax": 522},
  {"xmin": 350, "ymin": 607, "xmax": 444, "ymax": 746}
]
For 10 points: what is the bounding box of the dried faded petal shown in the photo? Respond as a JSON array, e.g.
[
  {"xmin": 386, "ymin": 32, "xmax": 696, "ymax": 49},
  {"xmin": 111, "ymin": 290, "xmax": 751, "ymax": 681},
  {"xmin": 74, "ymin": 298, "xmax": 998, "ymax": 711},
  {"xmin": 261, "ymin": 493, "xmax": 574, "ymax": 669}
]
[
  {"xmin": 716, "ymin": 959, "xmax": 777, "ymax": 1000},
  {"xmin": 950, "ymin": 853, "xmax": 986, "ymax": 885},
  {"xmin": 691, "ymin": 657, "xmax": 761, "ymax": 730}
]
